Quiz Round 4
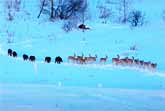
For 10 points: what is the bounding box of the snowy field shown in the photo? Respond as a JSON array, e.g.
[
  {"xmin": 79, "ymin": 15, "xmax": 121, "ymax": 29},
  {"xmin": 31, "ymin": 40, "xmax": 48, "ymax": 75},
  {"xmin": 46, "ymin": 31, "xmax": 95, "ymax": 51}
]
[
  {"xmin": 0, "ymin": 0, "xmax": 165, "ymax": 111},
  {"xmin": 1, "ymin": 84, "xmax": 165, "ymax": 111}
]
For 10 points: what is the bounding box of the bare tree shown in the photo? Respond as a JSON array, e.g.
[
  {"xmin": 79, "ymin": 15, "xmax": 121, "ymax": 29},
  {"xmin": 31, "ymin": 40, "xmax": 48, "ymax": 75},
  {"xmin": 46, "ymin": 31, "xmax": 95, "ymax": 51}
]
[
  {"xmin": 14, "ymin": 0, "xmax": 21, "ymax": 11},
  {"xmin": 62, "ymin": 20, "xmax": 74, "ymax": 32},
  {"xmin": 98, "ymin": 6, "xmax": 112, "ymax": 23},
  {"xmin": 55, "ymin": 0, "xmax": 88, "ymax": 20},
  {"xmin": 4, "ymin": 0, "xmax": 22, "ymax": 21},
  {"xmin": 38, "ymin": 0, "xmax": 46, "ymax": 18},
  {"xmin": 128, "ymin": 10, "xmax": 145, "ymax": 27},
  {"xmin": 6, "ymin": 30, "xmax": 14, "ymax": 43},
  {"xmin": 38, "ymin": 0, "xmax": 88, "ymax": 20},
  {"xmin": 162, "ymin": 9, "xmax": 165, "ymax": 21},
  {"xmin": 118, "ymin": 0, "xmax": 131, "ymax": 23},
  {"xmin": 50, "ymin": 0, "xmax": 54, "ymax": 18},
  {"xmin": 97, "ymin": 0, "xmax": 111, "ymax": 23},
  {"xmin": 38, "ymin": 0, "xmax": 54, "ymax": 19}
]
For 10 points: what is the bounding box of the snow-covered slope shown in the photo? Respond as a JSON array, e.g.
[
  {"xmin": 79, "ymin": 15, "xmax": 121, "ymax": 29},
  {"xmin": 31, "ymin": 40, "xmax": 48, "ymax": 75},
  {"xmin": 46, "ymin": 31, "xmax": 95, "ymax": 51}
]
[
  {"xmin": 0, "ymin": 0, "xmax": 165, "ymax": 111},
  {"xmin": 1, "ymin": 84, "xmax": 165, "ymax": 111}
]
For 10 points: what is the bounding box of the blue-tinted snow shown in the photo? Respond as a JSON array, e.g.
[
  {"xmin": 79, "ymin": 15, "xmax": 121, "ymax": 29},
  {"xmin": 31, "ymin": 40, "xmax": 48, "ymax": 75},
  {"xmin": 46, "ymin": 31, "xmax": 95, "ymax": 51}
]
[{"xmin": 0, "ymin": 0, "xmax": 165, "ymax": 111}]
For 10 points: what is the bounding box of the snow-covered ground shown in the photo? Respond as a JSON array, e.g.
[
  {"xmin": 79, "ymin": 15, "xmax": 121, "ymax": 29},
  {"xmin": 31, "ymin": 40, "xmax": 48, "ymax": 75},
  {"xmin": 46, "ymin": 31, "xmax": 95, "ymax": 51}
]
[
  {"xmin": 1, "ymin": 84, "xmax": 165, "ymax": 111},
  {"xmin": 0, "ymin": 0, "xmax": 165, "ymax": 111}
]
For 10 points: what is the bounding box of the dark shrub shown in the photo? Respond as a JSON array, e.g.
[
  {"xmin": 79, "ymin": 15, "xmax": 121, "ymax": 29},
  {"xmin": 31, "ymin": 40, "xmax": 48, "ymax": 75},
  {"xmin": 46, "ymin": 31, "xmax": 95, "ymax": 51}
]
[{"xmin": 128, "ymin": 10, "xmax": 145, "ymax": 27}]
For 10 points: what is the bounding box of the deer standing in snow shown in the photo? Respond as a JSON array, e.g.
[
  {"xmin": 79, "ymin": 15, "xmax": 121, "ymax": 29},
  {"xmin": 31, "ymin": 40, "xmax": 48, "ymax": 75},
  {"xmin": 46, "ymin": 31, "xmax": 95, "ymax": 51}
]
[
  {"xmin": 150, "ymin": 63, "xmax": 157, "ymax": 72},
  {"xmin": 100, "ymin": 55, "xmax": 108, "ymax": 64},
  {"xmin": 112, "ymin": 55, "xmax": 120, "ymax": 65},
  {"xmin": 85, "ymin": 54, "xmax": 97, "ymax": 63},
  {"xmin": 68, "ymin": 53, "xmax": 77, "ymax": 63}
]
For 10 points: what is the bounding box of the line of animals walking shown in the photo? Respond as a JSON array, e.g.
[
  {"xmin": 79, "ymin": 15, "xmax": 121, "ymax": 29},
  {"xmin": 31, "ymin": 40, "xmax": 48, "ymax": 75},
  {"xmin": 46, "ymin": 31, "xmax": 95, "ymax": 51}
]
[
  {"xmin": 8, "ymin": 49, "xmax": 63, "ymax": 64},
  {"xmin": 68, "ymin": 53, "xmax": 157, "ymax": 71},
  {"xmin": 8, "ymin": 49, "xmax": 157, "ymax": 71}
]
